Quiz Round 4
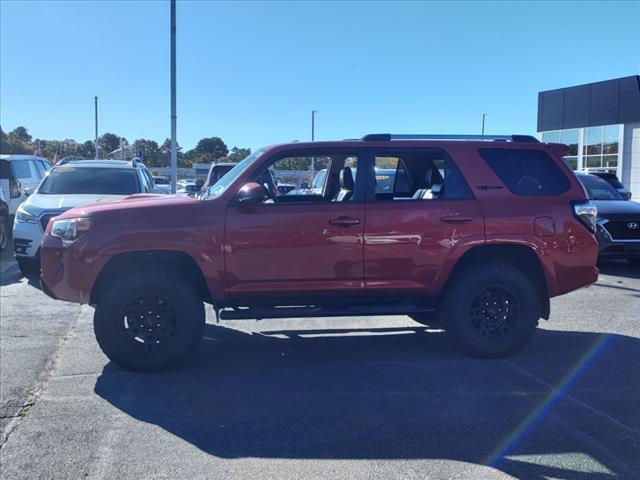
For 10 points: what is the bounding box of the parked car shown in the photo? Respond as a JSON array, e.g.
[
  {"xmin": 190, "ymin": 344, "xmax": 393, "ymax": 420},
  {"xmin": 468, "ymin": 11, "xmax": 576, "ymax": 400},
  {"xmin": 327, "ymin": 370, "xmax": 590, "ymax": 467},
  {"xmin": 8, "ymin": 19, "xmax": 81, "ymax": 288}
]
[
  {"xmin": 40, "ymin": 133, "xmax": 599, "ymax": 371},
  {"xmin": 276, "ymin": 183, "xmax": 296, "ymax": 195},
  {"xmin": 13, "ymin": 159, "xmax": 155, "ymax": 275},
  {"xmin": 577, "ymin": 173, "xmax": 640, "ymax": 265},
  {"xmin": 583, "ymin": 169, "xmax": 632, "ymax": 201},
  {"xmin": 0, "ymin": 154, "xmax": 52, "ymax": 217},
  {"xmin": 177, "ymin": 180, "xmax": 204, "ymax": 197},
  {"xmin": 152, "ymin": 176, "xmax": 171, "ymax": 194},
  {"xmin": 0, "ymin": 188, "xmax": 8, "ymax": 252},
  {"xmin": 202, "ymin": 162, "xmax": 235, "ymax": 192}
]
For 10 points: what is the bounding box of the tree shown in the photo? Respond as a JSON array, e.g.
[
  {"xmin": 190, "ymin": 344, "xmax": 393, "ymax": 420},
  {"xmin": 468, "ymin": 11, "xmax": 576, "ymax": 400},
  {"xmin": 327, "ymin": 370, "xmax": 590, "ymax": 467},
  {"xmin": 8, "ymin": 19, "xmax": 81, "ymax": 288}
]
[
  {"xmin": 9, "ymin": 126, "xmax": 32, "ymax": 143},
  {"xmin": 1, "ymin": 125, "xmax": 29, "ymax": 154},
  {"xmin": 79, "ymin": 140, "xmax": 95, "ymax": 159},
  {"xmin": 227, "ymin": 146, "xmax": 251, "ymax": 163},
  {"xmin": 99, "ymin": 133, "xmax": 123, "ymax": 157},
  {"xmin": 132, "ymin": 139, "xmax": 162, "ymax": 166},
  {"xmin": 190, "ymin": 137, "xmax": 228, "ymax": 164}
]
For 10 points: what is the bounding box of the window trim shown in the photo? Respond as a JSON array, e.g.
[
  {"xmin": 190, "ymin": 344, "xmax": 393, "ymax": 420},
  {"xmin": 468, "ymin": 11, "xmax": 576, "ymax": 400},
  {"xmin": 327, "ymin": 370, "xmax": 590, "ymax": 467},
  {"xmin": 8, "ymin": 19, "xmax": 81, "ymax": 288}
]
[
  {"xmin": 229, "ymin": 148, "xmax": 367, "ymax": 207},
  {"xmin": 363, "ymin": 147, "xmax": 475, "ymax": 203},
  {"xmin": 478, "ymin": 147, "xmax": 571, "ymax": 197}
]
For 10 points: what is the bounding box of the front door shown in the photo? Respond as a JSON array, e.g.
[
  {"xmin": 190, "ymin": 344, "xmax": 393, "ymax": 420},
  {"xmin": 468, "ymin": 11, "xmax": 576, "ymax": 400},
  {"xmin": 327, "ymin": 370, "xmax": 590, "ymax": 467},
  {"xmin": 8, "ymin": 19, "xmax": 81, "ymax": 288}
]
[{"xmin": 224, "ymin": 151, "xmax": 365, "ymax": 300}]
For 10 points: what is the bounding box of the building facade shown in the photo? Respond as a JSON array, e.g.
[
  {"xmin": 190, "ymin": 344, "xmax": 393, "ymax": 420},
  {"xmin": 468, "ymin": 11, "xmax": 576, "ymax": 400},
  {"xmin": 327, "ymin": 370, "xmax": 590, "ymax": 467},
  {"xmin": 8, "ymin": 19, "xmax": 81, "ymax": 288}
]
[{"xmin": 537, "ymin": 75, "xmax": 640, "ymax": 200}]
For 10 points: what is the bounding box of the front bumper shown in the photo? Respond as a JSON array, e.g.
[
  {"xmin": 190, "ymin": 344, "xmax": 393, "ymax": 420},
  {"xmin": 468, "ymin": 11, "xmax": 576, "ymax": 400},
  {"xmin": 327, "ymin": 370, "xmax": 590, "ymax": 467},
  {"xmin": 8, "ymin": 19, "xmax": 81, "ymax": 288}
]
[
  {"xmin": 596, "ymin": 221, "xmax": 640, "ymax": 259},
  {"xmin": 40, "ymin": 234, "xmax": 107, "ymax": 305},
  {"xmin": 12, "ymin": 220, "xmax": 43, "ymax": 259}
]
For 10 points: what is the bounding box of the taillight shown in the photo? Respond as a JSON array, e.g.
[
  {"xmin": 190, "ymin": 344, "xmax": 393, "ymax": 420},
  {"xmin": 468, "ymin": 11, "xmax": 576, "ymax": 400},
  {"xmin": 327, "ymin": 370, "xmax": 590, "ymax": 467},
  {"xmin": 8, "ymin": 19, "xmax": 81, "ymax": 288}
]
[
  {"xmin": 9, "ymin": 179, "xmax": 21, "ymax": 198},
  {"xmin": 572, "ymin": 200, "xmax": 597, "ymax": 233}
]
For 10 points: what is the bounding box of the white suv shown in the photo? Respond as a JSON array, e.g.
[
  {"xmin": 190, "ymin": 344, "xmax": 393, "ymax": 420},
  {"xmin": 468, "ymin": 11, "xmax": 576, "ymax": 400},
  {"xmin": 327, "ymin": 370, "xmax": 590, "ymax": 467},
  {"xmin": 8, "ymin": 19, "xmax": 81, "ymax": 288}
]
[
  {"xmin": 13, "ymin": 159, "xmax": 156, "ymax": 274},
  {"xmin": 0, "ymin": 155, "xmax": 52, "ymax": 216}
]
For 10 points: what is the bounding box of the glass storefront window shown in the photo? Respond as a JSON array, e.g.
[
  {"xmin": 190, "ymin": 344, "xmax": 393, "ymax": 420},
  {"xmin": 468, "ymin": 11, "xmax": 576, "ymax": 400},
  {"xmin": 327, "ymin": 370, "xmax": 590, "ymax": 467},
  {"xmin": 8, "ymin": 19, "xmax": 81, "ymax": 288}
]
[
  {"xmin": 603, "ymin": 155, "xmax": 618, "ymax": 168},
  {"xmin": 560, "ymin": 129, "xmax": 579, "ymax": 156},
  {"xmin": 585, "ymin": 156, "xmax": 602, "ymax": 168},
  {"xmin": 603, "ymin": 125, "xmax": 619, "ymax": 154},
  {"xmin": 542, "ymin": 131, "xmax": 560, "ymax": 143},
  {"xmin": 584, "ymin": 127, "xmax": 603, "ymax": 155}
]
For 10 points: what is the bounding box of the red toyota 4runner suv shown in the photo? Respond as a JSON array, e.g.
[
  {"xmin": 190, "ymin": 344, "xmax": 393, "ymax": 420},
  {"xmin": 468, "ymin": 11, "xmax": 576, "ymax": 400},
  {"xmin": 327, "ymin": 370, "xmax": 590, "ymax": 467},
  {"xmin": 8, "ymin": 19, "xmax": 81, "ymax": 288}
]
[{"xmin": 40, "ymin": 134, "xmax": 599, "ymax": 371}]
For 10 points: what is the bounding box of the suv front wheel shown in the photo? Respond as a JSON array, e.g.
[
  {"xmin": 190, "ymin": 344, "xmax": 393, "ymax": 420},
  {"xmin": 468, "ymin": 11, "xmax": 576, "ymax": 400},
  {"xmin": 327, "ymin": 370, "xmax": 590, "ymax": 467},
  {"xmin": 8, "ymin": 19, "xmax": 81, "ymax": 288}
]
[
  {"xmin": 438, "ymin": 262, "xmax": 540, "ymax": 357},
  {"xmin": 94, "ymin": 270, "xmax": 205, "ymax": 371}
]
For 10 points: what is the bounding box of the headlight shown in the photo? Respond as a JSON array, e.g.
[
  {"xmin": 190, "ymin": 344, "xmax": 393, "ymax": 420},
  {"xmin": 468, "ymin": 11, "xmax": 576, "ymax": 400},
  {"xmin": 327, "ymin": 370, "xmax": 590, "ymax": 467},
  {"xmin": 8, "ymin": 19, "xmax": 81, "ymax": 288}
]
[
  {"xmin": 51, "ymin": 218, "xmax": 93, "ymax": 242},
  {"xmin": 15, "ymin": 205, "xmax": 38, "ymax": 224}
]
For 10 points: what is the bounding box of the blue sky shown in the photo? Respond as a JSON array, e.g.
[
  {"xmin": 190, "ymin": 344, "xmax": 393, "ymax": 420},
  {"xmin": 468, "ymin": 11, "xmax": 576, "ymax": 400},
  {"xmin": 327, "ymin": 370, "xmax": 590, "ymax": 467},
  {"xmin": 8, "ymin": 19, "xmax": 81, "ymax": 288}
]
[{"xmin": 1, "ymin": 1, "xmax": 638, "ymax": 151}]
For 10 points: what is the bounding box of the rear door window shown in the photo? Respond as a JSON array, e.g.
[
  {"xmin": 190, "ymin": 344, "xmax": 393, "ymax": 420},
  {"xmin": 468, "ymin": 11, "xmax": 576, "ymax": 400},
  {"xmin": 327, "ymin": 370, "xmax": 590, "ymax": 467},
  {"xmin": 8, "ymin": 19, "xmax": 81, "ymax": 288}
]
[
  {"xmin": 11, "ymin": 159, "xmax": 35, "ymax": 180},
  {"xmin": 479, "ymin": 148, "xmax": 570, "ymax": 196}
]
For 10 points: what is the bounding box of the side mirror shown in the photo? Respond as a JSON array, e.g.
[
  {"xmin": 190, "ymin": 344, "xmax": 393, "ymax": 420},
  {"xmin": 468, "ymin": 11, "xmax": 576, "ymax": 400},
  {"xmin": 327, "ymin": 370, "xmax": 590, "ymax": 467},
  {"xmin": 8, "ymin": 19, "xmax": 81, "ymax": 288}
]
[
  {"xmin": 300, "ymin": 182, "xmax": 309, "ymax": 189},
  {"xmin": 24, "ymin": 187, "xmax": 35, "ymax": 197},
  {"xmin": 196, "ymin": 179, "xmax": 204, "ymax": 189},
  {"xmin": 623, "ymin": 191, "xmax": 632, "ymax": 201},
  {"xmin": 236, "ymin": 182, "xmax": 268, "ymax": 206}
]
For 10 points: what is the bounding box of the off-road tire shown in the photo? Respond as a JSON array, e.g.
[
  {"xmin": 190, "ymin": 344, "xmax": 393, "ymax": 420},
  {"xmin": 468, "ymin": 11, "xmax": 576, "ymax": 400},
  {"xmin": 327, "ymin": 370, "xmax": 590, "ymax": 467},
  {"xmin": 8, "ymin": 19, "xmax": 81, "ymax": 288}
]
[
  {"xmin": 94, "ymin": 270, "xmax": 205, "ymax": 372},
  {"xmin": 437, "ymin": 261, "xmax": 540, "ymax": 358},
  {"xmin": 17, "ymin": 258, "xmax": 40, "ymax": 277}
]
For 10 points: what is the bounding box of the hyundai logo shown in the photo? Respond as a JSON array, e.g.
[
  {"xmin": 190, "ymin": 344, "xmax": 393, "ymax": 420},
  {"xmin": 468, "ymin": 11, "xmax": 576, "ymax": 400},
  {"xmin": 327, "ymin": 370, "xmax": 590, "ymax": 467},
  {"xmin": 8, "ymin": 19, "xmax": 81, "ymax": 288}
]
[{"xmin": 628, "ymin": 222, "xmax": 640, "ymax": 230}]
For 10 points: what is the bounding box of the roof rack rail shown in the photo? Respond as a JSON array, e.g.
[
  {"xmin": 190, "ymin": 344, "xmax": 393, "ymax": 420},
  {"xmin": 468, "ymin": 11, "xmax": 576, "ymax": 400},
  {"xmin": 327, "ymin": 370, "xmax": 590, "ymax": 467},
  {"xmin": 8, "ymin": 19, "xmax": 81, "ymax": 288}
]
[
  {"xmin": 361, "ymin": 134, "xmax": 539, "ymax": 143},
  {"xmin": 57, "ymin": 156, "xmax": 86, "ymax": 166},
  {"xmin": 129, "ymin": 157, "xmax": 144, "ymax": 166}
]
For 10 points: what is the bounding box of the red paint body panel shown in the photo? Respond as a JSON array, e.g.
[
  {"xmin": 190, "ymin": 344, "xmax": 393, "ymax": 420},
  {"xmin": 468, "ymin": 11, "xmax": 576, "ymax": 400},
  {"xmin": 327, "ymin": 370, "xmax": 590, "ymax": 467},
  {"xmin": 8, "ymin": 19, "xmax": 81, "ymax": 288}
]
[
  {"xmin": 40, "ymin": 140, "xmax": 599, "ymax": 308},
  {"xmin": 224, "ymin": 202, "xmax": 365, "ymax": 298}
]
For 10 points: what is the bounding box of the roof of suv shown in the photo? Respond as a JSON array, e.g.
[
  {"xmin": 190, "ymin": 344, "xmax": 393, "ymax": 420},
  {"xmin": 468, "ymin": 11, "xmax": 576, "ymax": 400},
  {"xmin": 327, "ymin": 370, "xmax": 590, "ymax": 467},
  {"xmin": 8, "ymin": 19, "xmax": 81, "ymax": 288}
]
[
  {"xmin": 0, "ymin": 154, "xmax": 49, "ymax": 161},
  {"xmin": 54, "ymin": 159, "xmax": 141, "ymax": 169}
]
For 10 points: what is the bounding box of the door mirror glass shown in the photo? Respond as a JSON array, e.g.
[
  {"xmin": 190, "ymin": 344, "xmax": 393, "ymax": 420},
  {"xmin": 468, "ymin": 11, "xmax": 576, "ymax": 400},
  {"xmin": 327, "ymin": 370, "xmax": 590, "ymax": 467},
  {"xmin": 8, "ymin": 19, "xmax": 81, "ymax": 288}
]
[{"xmin": 236, "ymin": 182, "xmax": 268, "ymax": 205}]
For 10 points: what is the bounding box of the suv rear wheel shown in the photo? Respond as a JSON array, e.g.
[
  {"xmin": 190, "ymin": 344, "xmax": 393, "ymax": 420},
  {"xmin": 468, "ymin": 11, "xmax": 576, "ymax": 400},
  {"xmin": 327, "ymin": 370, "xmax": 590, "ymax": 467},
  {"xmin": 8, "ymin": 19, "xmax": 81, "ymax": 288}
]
[
  {"xmin": 94, "ymin": 270, "xmax": 205, "ymax": 372},
  {"xmin": 438, "ymin": 262, "xmax": 540, "ymax": 357}
]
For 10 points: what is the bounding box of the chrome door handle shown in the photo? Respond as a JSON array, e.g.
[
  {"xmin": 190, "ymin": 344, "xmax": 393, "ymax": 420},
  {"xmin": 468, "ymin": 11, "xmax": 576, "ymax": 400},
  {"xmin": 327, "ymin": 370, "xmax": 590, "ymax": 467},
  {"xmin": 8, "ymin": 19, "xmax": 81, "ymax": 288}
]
[
  {"xmin": 329, "ymin": 216, "xmax": 360, "ymax": 227},
  {"xmin": 440, "ymin": 214, "xmax": 472, "ymax": 223}
]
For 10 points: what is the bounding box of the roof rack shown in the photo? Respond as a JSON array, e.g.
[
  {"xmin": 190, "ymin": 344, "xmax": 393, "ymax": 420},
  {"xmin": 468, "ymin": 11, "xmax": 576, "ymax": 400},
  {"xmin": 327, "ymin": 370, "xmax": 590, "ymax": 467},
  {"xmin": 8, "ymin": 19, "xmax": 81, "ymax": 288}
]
[{"xmin": 361, "ymin": 134, "xmax": 539, "ymax": 143}]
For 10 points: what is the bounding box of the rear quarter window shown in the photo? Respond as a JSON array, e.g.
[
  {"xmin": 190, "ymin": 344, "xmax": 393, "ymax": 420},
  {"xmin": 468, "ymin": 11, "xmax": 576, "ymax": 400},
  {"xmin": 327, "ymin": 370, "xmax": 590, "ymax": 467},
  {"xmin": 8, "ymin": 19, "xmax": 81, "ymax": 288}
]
[{"xmin": 478, "ymin": 148, "xmax": 570, "ymax": 196}]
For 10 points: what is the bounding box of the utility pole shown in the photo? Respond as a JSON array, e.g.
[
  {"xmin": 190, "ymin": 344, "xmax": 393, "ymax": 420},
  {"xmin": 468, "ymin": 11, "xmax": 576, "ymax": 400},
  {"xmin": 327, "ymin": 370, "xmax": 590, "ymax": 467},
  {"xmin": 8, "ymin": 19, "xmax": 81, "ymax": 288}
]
[
  {"xmin": 310, "ymin": 110, "xmax": 316, "ymax": 184},
  {"xmin": 481, "ymin": 113, "xmax": 487, "ymax": 136},
  {"xmin": 94, "ymin": 96, "xmax": 99, "ymax": 159},
  {"xmin": 170, "ymin": 0, "xmax": 177, "ymax": 193}
]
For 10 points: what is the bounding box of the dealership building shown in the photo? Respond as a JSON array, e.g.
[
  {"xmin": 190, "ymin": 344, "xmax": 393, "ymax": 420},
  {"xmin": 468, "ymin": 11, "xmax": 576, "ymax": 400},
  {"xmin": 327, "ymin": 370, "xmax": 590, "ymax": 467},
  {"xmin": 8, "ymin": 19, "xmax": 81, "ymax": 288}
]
[{"xmin": 537, "ymin": 75, "xmax": 640, "ymax": 200}]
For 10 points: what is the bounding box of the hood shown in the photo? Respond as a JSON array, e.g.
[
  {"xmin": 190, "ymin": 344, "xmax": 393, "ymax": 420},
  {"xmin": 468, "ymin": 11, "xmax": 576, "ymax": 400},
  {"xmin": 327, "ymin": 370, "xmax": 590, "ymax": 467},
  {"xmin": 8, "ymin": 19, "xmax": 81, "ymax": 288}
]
[
  {"xmin": 593, "ymin": 199, "xmax": 640, "ymax": 217},
  {"xmin": 24, "ymin": 193, "xmax": 129, "ymax": 212},
  {"xmin": 56, "ymin": 193, "xmax": 199, "ymax": 219}
]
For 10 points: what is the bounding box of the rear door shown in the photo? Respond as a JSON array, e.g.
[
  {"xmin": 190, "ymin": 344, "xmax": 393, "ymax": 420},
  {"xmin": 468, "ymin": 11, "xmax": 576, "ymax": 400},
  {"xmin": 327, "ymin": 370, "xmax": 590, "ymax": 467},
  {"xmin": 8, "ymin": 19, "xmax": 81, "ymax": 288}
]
[{"xmin": 363, "ymin": 148, "xmax": 485, "ymax": 296}]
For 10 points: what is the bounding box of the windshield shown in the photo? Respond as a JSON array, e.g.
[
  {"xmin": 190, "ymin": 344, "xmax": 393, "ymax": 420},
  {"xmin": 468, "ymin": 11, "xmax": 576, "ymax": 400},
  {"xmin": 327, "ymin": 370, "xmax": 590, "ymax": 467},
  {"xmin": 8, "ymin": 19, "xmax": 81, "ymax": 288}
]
[
  {"xmin": 38, "ymin": 167, "xmax": 140, "ymax": 195},
  {"xmin": 579, "ymin": 175, "xmax": 624, "ymax": 201},
  {"xmin": 206, "ymin": 149, "xmax": 265, "ymax": 199}
]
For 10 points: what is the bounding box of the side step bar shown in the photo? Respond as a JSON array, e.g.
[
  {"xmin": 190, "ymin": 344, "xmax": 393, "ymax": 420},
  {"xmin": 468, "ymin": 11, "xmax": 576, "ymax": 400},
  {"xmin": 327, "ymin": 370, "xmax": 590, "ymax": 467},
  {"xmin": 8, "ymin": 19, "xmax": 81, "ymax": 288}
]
[{"xmin": 218, "ymin": 303, "xmax": 435, "ymax": 320}]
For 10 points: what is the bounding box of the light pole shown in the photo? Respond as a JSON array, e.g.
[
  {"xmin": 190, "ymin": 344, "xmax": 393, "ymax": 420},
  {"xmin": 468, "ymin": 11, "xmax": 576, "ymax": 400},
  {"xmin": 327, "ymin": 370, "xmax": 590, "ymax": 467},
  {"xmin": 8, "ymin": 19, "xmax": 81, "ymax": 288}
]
[
  {"xmin": 94, "ymin": 96, "xmax": 99, "ymax": 159},
  {"xmin": 170, "ymin": 0, "xmax": 177, "ymax": 193},
  {"xmin": 481, "ymin": 113, "xmax": 487, "ymax": 136},
  {"xmin": 311, "ymin": 110, "xmax": 316, "ymax": 141},
  {"xmin": 310, "ymin": 110, "xmax": 317, "ymax": 183}
]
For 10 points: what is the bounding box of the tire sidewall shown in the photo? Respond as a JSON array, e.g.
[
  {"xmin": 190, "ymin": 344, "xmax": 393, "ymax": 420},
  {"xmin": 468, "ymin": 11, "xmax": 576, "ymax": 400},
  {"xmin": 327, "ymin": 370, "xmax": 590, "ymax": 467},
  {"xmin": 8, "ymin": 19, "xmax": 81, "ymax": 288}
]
[
  {"xmin": 94, "ymin": 275, "xmax": 204, "ymax": 371},
  {"xmin": 444, "ymin": 265, "xmax": 539, "ymax": 357}
]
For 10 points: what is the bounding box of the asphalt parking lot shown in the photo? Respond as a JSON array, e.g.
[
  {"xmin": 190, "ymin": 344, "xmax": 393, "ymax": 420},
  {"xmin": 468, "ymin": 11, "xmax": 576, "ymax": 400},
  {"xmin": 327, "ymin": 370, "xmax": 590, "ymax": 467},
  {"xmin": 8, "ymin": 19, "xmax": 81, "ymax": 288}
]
[{"xmin": 1, "ymin": 250, "xmax": 639, "ymax": 480}]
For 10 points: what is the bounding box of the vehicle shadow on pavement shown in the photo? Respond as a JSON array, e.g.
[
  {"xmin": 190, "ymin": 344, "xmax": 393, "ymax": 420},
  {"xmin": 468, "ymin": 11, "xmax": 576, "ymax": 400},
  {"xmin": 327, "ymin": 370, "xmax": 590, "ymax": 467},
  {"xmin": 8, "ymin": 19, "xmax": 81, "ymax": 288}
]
[
  {"xmin": 597, "ymin": 260, "xmax": 640, "ymax": 279},
  {"xmin": 95, "ymin": 324, "xmax": 640, "ymax": 479}
]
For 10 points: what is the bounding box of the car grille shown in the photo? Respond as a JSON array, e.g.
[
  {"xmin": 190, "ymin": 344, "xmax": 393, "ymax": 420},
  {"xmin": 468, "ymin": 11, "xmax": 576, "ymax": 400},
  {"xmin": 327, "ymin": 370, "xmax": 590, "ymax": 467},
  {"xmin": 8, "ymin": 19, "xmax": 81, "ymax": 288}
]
[
  {"xmin": 40, "ymin": 214, "xmax": 57, "ymax": 231},
  {"xmin": 604, "ymin": 220, "xmax": 640, "ymax": 240}
]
